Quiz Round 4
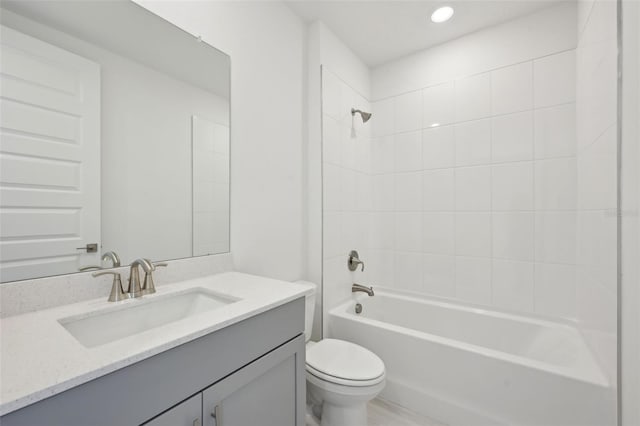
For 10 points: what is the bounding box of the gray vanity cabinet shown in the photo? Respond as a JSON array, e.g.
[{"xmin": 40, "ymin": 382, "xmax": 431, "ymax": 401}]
[
  {"xmin": 1, "ymin": 298, "xmax": 305, "ymax": 426},
  {"xmin": 143, "ymin": 394, "xmax": 202, "ymax": 426},
  {"xmin": 202, "ymin": 335, "xmax": 300, "ymax": 426}
]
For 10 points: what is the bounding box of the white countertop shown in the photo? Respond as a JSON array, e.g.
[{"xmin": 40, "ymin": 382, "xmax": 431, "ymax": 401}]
[{"xmin": 0, "ymin": 272, "xmax": 311, "ymax": 416}]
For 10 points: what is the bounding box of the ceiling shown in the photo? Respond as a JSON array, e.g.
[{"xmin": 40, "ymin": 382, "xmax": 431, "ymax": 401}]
[{"xmin": 286, "ymin": 0, "xmax": 568, "ymax": 67}]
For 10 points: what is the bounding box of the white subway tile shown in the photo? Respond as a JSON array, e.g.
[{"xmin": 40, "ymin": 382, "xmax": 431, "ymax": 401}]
[
  {"xmin": 323, "ymin": 212, "xmax": 342, "ymax": 258},
  {"xmin": 455, "ymin": 212, "xmax": 491, "ymax": 257},
  {"xmin": 423, "ymin": 82, "xmax": 455, "ymax": 128},
  {"xmin": 370, "ymin": 213, "xmax": 395, "ymax": 250},
  {"xmin": 372, "ymin": 174, "xmax": 395, "ymax": 211},
  {"xmin": 340, "ymin": 168, "xmax": 357, "ymax": 211},
  {"xmin": 491, "ymin": 111, "xmax": 534, "ymax": 163},
  {"xmin": 369, "ymin": 249, "xmax": 395, "ymax": 287},
  {"xmin": 577, "ymin": 128, "xmax": 617, "ymax": 210},
  {"xmin": 455, "ymin": 119, "xmax": 491, "ymax": 166},
  {"xmin": 534, "ymin": 50, "xmax": 577, "ymax": 108},
  {"xmin": 322, "ymin": 115, "xmax": 341, "ymax": 165},
  {"xmin": 423, "ymin": 169, "xmax": 455, "ymax": 211},
  {"xmin": 455, "ymin": 166, "xmax": 491, "ymax": 211},
  {"xmin": 323, "ymin": 163, "xmax": 342, "ymax": 212},
  {"xmin": 371, "ymin": 135, "xmax": 395, "ymax": 174},
  {"xmin": 395, "ymin": 251, "xmax": 424, "ymax": 292},
  {"xmin": 395, "ymin": 90, "xmax": 423, "ymax": 133},
  {"xmin": 491, "ymin": 62, "xmax": 533, "ymax": 115},
  {"xmin": 492, "ymin": 162, "xmax": 534, "ymax": 211},
  {"xmin": 534, "ymin": 263, "xmax": 576, "ymax": 319},
  {"xmin": 492, "ymin": 259, "xmax": 534, "ymax": 312},
  {"xmin": 423, "ymin": 254, "xmax": 455, "ymax": 297},
  {"xmin": 535, "ymin": 158, "xmax": 577, "ymax": 210},
  {"xmin": 422, "ymin": 125, "xmax": 455, "ymax": 169},
  {"xmin": 534, "ymin": 103, "xmax": 576, "ymax": 159},
  {"xmin": 455, "ymin": 256, "xmax": 491, "ymax": 304},
  {"xmin": 423, "ymin": 212, "xmax": 455, "ymax": 255},
  {"xmin": 394, "ymin": 131, "xmax": 423, "ymax": 172},
  {"xmin": 455, "ymin": 73, "xmax": 491, "ymax": 122},
  {"xmin": 492, "ymin": 212, "xmax": 535, "ymax": 261},
  {"xmin": 395, "ymin": 212, "xmax": 422, "ymax": 252},
  {"xmin": 395, "ymin": 172, "xmax": 422, "ymax": 211},
  {"xmin": 535, "ymin": 211, "xmax": 577, "ymax": 264},
  {"xmin": 372, "ymin": 98, "xmax": 395, "ymax": 137}
]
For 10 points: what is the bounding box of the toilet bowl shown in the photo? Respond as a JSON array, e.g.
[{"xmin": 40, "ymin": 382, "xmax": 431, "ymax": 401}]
[{"xmin": 296, "ymin": 281, "xmax": 386, "ymax": 426}]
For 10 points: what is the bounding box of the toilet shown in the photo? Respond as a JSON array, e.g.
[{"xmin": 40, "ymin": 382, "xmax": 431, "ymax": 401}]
[{"xmin": 297, "ymin": 281, "xmax": 385, "ymax": 426}]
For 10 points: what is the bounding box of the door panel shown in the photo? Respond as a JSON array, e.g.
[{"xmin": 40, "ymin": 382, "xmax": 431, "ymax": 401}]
[{"xmin": 0, "ymin": 25, "xmax": 100, "ymax": 281}]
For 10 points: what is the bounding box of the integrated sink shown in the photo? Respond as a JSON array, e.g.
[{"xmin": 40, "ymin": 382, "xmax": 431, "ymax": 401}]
[{"xmin": 59, "ymin": 288, "xmax": 239, "ymax": 348}]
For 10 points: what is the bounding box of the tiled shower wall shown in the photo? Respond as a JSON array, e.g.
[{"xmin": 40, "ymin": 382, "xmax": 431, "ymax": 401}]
[
  {"xmin": 368, "ymin": 50, "xmax": 579, "ymax": 321},
  {"xmin": 322, "ymin": 67, "xmax": 372, "ymax": 316},
  {"xmin": 575, "ymin": 0, "xmax": 618, "ymax": 380}
]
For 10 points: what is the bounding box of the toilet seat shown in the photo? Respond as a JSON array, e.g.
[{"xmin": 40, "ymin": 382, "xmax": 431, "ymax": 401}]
[{"xmin": 305, "ymin": 339, "xmax": 385, "ymax": 387}]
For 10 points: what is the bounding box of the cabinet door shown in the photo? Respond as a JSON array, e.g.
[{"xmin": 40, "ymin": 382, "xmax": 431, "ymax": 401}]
[
  {"xmin": 142, "ymin": 393, "xmax": 202, "ymax": 426},
  {"xmin": 203, "ymin": 336, "xmax": 305, "ymax": 426}
]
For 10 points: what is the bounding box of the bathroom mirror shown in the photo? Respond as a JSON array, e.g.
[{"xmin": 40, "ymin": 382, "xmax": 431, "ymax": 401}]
[{"xmin": 0, "ymin": 1, "xmax": 231, "ymax": 283}]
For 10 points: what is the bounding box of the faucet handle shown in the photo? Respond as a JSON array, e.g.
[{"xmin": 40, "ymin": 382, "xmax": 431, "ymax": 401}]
[
  {"xmin": 141, "ymin": 260, "xmax": 168, "ymax": 295},
  {"xmin": 92, "ymin": 270, "xmax": 129, "ymax": 302},
  {"xmin": 348, "ymin": 250, "xmax": 365, "ymax": 272}
]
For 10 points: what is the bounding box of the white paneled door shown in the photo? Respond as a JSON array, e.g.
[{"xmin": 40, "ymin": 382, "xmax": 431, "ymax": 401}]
[{"xmin": 0, "ymin": 25, "xmax": 100, "ymax": 282}]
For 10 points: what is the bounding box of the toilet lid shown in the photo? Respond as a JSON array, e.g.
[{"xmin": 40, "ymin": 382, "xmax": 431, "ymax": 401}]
[{"xmin": 306, "ymin": 339, "xmax": 385, "ymax": 382}]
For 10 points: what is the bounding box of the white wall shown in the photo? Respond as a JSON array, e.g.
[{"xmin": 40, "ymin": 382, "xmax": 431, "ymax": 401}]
[
  {"xmin": 575, "ymin": 0, "xmax": 619, "ymax": 386},
  {"xmin": 137, "ymin": 1, "xmax": 306, "ymax": 282},
  {"xmin": 621, "ymin": 1, "xmax": 640, "ymax": 424},
  {"xmin": 307, "ymin": 21, "xmax": 371, "ymax": 338},
  {"xmin": 362, "ymin": 4, "xmax": 581, "ymax": 323}
]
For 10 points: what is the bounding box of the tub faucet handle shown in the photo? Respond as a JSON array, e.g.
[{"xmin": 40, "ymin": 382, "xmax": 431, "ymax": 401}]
[{"xmin": 348, "ymin": 250, "xmax": 365, "ymax": 271}]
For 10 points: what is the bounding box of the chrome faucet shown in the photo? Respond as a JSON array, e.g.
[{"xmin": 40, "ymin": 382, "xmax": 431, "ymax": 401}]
[
  {"xmin": 102, "ymin": 251, "xmax": 121, "ymax": 267},
  {"xmin": 128, "ymin": 258, "xmax": 154, "ymax": 298},
  {"xmin": 352, "ymin": 283, "xmax": 374, "ymax": 296}
]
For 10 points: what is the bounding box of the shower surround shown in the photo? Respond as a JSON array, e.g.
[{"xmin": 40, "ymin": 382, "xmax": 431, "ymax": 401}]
[{"xmin": 320, "ymin": 2, "xmax": 617, "ymax": 424}]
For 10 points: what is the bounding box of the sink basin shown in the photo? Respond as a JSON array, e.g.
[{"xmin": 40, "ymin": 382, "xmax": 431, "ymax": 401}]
[{"xmin": 59, "ymin": 288, "xmax": 238, "ymax": 348}]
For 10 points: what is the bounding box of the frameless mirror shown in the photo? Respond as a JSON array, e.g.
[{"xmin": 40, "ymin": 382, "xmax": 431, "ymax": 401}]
[{"xmin": 0, "ymin": 1, "xmax": 230, "ymax": 283}]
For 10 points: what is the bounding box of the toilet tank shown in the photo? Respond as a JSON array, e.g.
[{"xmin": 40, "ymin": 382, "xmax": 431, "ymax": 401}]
[{"xmin": 295, "ymin": 280, "xmax": 316, "ymax": 342}]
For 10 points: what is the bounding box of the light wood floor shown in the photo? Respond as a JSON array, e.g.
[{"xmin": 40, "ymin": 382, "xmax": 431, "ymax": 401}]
[
  {"xmin": 306, "ymin": 398, "xmax": 445, "ymax": 426},
  {"xmin": 368, "ymin": 398, "xmax": 446, "ymax": 426}
]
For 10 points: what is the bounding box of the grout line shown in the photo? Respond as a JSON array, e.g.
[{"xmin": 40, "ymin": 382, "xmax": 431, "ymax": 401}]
[
  {"xmin": 371, "ymin": 100, "xmax": 576, "ymax": 140},
  {"xmin": 371, "ymin": 49, "xmax": 577, "ymax": 103}
]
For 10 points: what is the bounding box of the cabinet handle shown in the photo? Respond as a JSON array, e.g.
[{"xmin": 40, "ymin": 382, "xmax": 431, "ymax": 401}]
[{"xmin": 210, "ymin": 405, "xmax": 221, "ymax": 426}]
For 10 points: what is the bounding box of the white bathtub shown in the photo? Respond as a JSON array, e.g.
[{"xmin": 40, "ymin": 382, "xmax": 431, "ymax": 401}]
[{"xmin": 328, "ymin": 288, "xmax": 616, "ymax": 426}]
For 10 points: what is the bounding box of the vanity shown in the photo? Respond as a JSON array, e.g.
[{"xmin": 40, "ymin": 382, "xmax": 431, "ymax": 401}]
[
  {"xmin": 0, "ymin": 2, "xmax": 307, "ymax": 424},
  {"xmin": 0, "ymin": 272, "xmax": 309, "ymax": 426}
]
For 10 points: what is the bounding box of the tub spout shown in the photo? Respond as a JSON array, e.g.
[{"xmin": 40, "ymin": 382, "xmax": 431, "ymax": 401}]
[{"xmin": 352, "ymin": 283, "xmax": 374, "ymax": 296}]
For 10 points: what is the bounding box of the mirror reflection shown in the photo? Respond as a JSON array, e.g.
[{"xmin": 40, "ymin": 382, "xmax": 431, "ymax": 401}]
[{"xmin": 0, "ymin": 1, "xmax": 231, "ymax": 283}]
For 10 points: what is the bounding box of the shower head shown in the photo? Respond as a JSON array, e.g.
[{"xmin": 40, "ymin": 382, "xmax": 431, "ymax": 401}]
[{"xmin": 351, "ymin": 108, "xmax": 372, "ymax": 123}]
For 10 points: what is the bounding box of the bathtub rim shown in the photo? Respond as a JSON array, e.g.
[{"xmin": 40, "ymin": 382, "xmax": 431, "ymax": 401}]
[{"xmin": 328, "ymin": 287, "xmax": 611, "ymax": 388}]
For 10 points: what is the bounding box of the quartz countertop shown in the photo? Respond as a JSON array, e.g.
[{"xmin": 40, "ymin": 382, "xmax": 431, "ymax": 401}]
[{"xmin": 0, "ymin": 272, "xmax": 311, "ymax": 416}]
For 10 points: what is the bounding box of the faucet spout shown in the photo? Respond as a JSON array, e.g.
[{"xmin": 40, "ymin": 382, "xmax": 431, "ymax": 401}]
[
  {"xmin": 352, "ymin": 283, "xmax": 374, "ymax": 296},
  {"xmin": 128, "ymin": 258, "xmax": 154, "ymax": 298}
]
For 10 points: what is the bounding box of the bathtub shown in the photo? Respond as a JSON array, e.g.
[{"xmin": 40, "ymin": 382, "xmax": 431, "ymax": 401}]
[{"xmin": 328, "ymin": 288, "xmax": 616, "ymax": 426}]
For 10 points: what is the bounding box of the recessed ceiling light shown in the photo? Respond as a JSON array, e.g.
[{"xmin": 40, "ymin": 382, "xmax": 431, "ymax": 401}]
[
  {"xmin": 430, "ymin": 123, "xmax": 441, "ymax": 128},
  {"xmin": 431, "ymin": 6, "xmax": 454, "ymax": 23}
]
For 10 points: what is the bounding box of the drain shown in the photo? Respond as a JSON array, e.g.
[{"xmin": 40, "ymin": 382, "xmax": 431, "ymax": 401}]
[{"xmin": 355, "ymin": 303, "xmax": 362, "ymax": 314}]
